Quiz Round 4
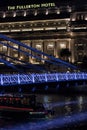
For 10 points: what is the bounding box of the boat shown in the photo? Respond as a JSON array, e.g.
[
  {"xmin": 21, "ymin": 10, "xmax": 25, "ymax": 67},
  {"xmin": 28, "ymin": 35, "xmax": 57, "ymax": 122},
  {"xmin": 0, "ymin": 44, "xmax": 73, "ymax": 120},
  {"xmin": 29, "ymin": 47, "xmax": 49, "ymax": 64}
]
[{"xmin": 0, "ymin": 94, "xmax": 49, "ymax": 119}]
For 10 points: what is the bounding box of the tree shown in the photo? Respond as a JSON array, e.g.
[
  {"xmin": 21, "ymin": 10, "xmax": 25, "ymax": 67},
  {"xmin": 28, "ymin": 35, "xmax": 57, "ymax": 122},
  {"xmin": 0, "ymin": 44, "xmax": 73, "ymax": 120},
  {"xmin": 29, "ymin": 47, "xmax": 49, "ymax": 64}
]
[{"xmin": 60, "ymin": 48, "xmax": 71, "ymax": 62}]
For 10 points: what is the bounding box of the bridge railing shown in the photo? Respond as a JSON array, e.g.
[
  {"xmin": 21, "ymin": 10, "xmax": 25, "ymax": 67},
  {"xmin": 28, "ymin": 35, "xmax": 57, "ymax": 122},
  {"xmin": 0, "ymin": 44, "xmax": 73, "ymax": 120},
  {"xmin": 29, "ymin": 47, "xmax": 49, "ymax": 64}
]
[{"xmin": 0, "ymin": 72, "xmax": 87, "ymax": 86}]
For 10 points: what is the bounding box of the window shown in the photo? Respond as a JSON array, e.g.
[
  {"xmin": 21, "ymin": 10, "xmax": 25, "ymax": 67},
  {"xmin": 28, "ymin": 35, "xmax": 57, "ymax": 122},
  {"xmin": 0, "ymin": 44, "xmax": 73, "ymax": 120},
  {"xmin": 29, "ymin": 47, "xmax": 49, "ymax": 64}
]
[
  {"xmin": 2, "ymin": 46, "xmax": 7, "ymax": 52},
  {"xmin": 47, "ymin": 44, "xmax": 54, "ymax": 50}
]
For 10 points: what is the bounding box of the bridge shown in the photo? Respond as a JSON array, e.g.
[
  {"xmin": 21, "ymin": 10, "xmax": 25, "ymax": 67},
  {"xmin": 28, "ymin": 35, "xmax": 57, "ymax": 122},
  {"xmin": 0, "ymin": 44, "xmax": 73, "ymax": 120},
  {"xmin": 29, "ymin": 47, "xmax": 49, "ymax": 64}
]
[
  {"xmin": 0, "ymin": 34, "xmax": 77, "ymax": 73},
  {"xmin": 0, "ymin": 72, "xmax": 87, "ymax": 86},
  {"xmin": 0, "ymin": 34, "xmax": 87, "ymax": 93}
]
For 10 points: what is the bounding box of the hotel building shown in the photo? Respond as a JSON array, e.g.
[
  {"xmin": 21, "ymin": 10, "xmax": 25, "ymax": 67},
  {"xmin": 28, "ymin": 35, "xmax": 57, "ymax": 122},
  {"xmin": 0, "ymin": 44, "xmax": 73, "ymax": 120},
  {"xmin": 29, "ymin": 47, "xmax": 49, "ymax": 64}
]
[{"xmin": 0, "ymin": 0, "xmax": 87, "ymax": 66}]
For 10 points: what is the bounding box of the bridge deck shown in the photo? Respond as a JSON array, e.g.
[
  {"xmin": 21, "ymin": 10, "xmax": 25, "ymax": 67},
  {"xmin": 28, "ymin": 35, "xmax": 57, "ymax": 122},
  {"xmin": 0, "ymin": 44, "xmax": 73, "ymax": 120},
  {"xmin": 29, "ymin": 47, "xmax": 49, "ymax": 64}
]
[{"xmin": 0, "ymin": 72, "xmax": 87, "ymax": 86}]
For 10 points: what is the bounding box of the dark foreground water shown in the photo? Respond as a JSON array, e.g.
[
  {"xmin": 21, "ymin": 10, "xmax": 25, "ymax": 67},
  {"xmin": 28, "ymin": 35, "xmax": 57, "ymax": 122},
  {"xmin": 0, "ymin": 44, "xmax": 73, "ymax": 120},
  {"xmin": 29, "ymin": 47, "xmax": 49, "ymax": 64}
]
[{"xmin": 0, "ymin": 93, "xmax": 87, "ymax": 130}]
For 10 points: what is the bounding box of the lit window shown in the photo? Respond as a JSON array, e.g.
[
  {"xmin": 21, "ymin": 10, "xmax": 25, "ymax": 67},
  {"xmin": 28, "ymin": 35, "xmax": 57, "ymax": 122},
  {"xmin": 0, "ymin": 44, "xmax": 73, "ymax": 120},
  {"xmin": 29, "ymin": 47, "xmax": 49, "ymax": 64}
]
[
  {"xmin": 19, "ymin": 56, "xmax": 23, "ymax": 59},
  {"xmin": 13, "ymin": 45, "xmax": 18, "ymax": 49},
  {"xmin": 14, "ymin": 54, "xmax": 18, "ymax": 58},
  {"xmin": 36, "ymin": 44, "xmax": 42, "ymax": 50},
  {"xmin": 45, "ymin": 27, "xmax": 56, "ymax": 30},
  {"xmin": 60, "ymin": 44, "xmax": 66, "ymax": 48},
  {"xmin": 33, "ymin": 28, "xmax": 43, "ymax": 31},
  {"xmin": 2, "ymin": 46, "xmax": 7, "ymax": 52},
  {"xmin": 47, "ymin": 44, "xmax": 54, "ymax": 50}
]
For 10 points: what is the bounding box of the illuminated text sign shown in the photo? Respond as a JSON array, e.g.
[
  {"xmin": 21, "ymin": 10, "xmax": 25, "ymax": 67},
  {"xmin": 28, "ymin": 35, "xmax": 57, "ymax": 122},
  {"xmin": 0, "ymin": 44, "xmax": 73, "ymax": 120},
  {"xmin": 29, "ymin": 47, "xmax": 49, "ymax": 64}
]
[{"xmin": 8, "ymin": 3, "xmax": 55, "ymax": 10}]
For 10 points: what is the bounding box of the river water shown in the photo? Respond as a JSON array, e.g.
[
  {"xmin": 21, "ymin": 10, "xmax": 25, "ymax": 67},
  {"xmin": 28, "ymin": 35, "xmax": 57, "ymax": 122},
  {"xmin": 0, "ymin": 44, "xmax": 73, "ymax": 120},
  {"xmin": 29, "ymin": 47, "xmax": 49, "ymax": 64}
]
[{"xmin": 0, "ymin": 93, "xmax": 87, "ymax": 130}]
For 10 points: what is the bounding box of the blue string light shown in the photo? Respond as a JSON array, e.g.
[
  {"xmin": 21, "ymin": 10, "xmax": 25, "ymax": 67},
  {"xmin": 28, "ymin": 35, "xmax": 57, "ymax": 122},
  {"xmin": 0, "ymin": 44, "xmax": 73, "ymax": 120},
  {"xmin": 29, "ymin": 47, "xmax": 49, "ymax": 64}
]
[{"xmin": 0, "ymin": 72, "xmax": 87, "ymax": 86}]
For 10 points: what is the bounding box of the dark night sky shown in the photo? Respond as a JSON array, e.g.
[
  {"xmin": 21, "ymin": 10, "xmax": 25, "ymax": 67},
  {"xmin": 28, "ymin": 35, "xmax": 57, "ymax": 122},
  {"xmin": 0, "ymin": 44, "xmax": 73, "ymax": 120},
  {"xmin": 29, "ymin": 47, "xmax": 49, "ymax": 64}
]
[{"xmin": 0, "ymin": 0, "xmax": 87, "ymax": 6}]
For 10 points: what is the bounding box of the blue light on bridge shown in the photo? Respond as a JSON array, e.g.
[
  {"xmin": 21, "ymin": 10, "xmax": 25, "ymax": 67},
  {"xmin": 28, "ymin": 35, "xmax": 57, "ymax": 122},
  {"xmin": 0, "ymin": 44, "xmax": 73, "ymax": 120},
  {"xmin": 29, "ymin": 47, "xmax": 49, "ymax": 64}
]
[{"xmin": 0, "ymin": 72, "xmax": 87, "ymax": 86}]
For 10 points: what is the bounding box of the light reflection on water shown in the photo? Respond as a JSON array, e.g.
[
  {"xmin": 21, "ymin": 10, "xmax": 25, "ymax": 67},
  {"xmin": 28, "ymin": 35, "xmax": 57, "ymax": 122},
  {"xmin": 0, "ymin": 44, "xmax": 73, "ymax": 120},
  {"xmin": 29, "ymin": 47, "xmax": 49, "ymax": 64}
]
[{"xmin": 0, "ymin": 94, "xmax": 87, "ymax": 130}]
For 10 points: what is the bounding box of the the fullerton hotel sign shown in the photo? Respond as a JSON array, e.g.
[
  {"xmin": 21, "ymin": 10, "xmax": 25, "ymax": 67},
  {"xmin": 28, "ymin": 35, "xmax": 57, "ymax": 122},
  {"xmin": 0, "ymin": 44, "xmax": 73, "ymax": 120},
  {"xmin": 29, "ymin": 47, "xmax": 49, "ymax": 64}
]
[{"xmin": 8, "ymin": 3, "xmax": 56, "ymax": 10}]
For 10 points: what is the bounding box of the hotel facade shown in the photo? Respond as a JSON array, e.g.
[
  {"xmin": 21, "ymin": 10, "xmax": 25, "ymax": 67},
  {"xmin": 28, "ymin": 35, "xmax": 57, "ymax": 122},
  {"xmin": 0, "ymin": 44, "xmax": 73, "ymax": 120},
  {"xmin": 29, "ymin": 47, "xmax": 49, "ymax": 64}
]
[{"xmin": 0, "ymin": 0, "xmax": 87, "ymax": 65}]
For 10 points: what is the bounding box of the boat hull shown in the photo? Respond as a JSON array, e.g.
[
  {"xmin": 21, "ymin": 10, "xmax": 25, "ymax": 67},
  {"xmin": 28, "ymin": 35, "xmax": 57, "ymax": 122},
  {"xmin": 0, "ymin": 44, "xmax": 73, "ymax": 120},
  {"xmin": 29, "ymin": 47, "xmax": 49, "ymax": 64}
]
[{"xmin": 0, "ymin": 107, "xmax": 47, "ymax": 119}]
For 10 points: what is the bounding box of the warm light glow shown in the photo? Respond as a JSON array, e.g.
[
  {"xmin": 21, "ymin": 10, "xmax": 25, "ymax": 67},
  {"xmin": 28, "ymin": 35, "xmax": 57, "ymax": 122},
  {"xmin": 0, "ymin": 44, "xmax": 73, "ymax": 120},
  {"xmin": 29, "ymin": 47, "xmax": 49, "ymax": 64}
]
[
  {"xmin": 60, "ymin": 44, "xmax": 66, "ymax": 48},
  {"xmin": 2, "ymin": 46, "xmax": 7, "ymax": 51},
  {"xmin": 34, "ymin": 10, "xmax": 37, "ymax": 16},
  {"xmin": 85, "ymin": 17, "xmax": 87, "ymax": 20},
  {"xmin": 71, "ymin": 18, "xmax": 76, "ymax": 21},
  {"xmin": 24, "ymin": 11, "xmax": 26, "ymax": 17},
  {"xmin": 30, "ymin": 59, "xmax": 33, "ymax": 63},
  {"xmin": 70, "ymin": 32, "xmax": 73, "ymax": 36},
  {"xmin": 3, "ymin": 46, "xmax": 7, "ymax": 48},
  {"xmin": 19, "ymin": 56, "xmax": 23, "ymax": 60},
  {"xmin": 22, "ymin": 29, "xmax": 32, "ymax": 31},
  {"xmin": 74, "ymin": 27, "xmax": 87, "ymax": 30},
  {"xmin": 0, "ymin": 30, "xmax": 9, "ymax": 32},
  {"xmin": 13, "ymin": 45, "xmax": 18, "ymax": 49},
  {"xmin": 14, "ymin": 54, "xmax": 18, "ymax": 57},
  {"xmin": 57, "ymin": 27, "xmax": 66, "ymax": 30},
  {"xmin": 46, "ymin": 10, "xmax": 48, "ymax": 15},
  {"xmin": 36, "ymin": 44, "xmax": 42, "ymax": 49},
  {"xmin": 48, "ymin": 44, "xmax": 54, "ymax": 47},
  {"xmin": 47, "ymin": 44, "xmax": 54, "ymax": 50},
  {"xmin": 11, "ymin": 29, "xmax": 20, "ymax": 32},
  {"xmin": 45, "ymin": 27, "xmax": 56, "ymax": 30},
  {"xmin": 13, "ymin": 12, "xmax": 16, "ymax": 17},
  {"xmin": 84, "ymin": 14, "xmax": 87, "ymax": 20},
  {"xmin": 57, "ymin": 10, "xmax": 60, "ymax": 14},
  {"xmin": 44, "ymin": 56, "xmax": 47, "ymax": 59},
  {"xmin": 3, "ymin": 12, "xmax": 6, "ymax": 18},
  {"xmin": 68, "ymin": 7, "xmax": 72, "ymax": 12},
  {"xmin": 33, "ymin": 28, "xmax": 44, "ymax": 31}
]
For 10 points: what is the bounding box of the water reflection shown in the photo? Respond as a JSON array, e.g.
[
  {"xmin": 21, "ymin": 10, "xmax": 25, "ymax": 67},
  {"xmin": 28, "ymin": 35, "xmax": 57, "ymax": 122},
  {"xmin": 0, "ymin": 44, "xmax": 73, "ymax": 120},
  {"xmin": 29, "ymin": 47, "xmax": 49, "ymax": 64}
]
[
  {"xmin": 0, "ymin": 94, "xmax": 87, "ymax": 130},
  {"xmin": 78, "ymin": 96, "xmax": 83, "ymax": 112},
  {"xmin": 64, "ymin": 97, "xmax": 72, "ymax": 116}
]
